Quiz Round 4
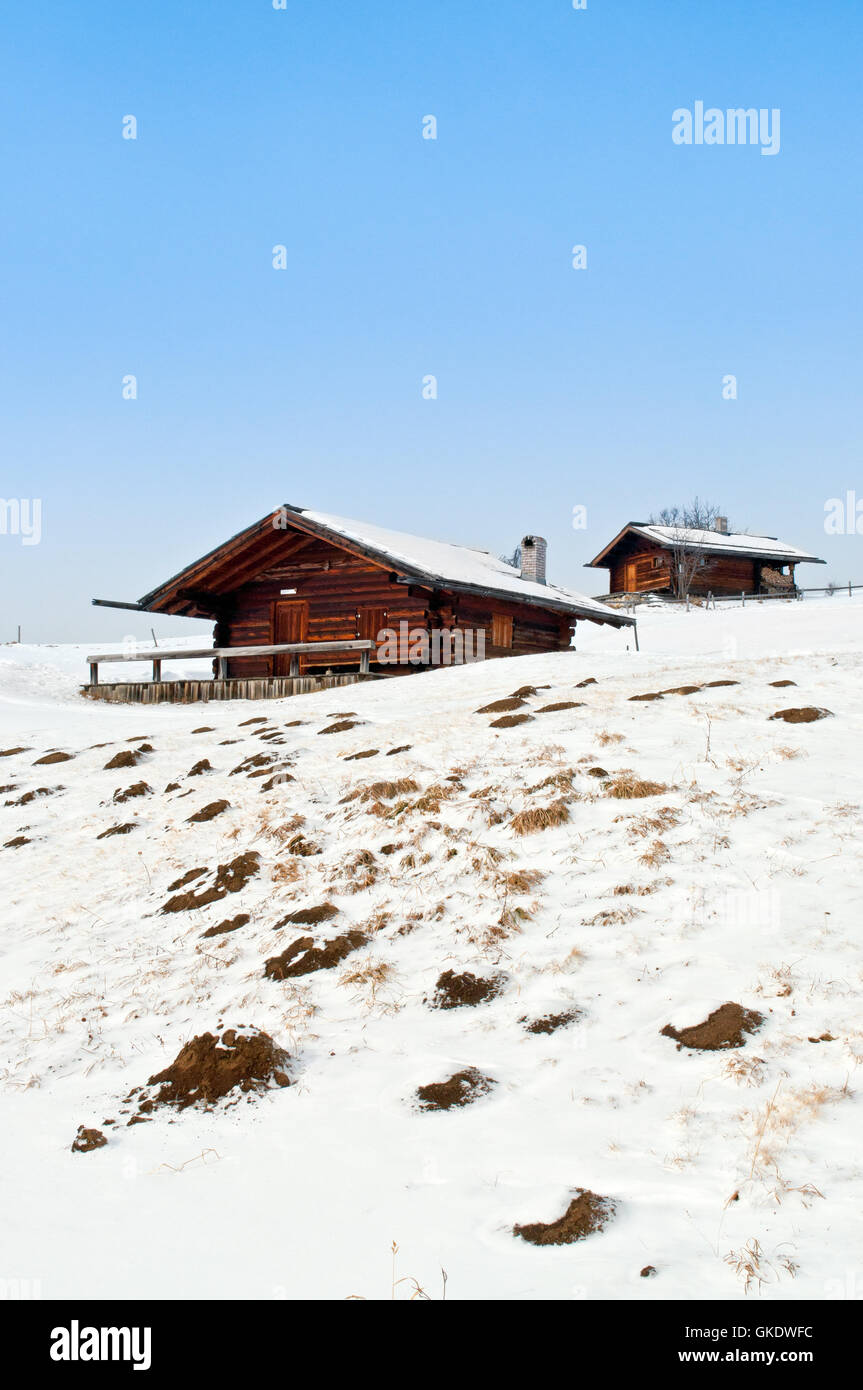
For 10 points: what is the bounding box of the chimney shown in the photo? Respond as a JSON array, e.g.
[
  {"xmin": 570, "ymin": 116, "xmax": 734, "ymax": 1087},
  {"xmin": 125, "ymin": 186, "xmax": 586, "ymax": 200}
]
[
  {"xmin": 520, "ymin": 534, "xmax": 547, "ymax": 585},
  {"xmin": 714, "ymin": 516, "xmax": 728, "ymax": 534}
]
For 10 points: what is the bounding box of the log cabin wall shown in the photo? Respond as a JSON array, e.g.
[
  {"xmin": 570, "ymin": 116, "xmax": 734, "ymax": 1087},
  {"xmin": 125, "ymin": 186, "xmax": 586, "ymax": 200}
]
[
  {"xmin": 222, "ymin": 541, "xmax": 429, "ymax": 678},
  {"xmin": 452, "ymin": 597, "xmax": 572, "ymax": 658},
  {"xmin": 606, "ymin": 538, "xmax": 757, "ymax": 596},
  {"xmin": 688, "ymin": 554, "xmax": 756, "ymax": 595},
  {"xmin": 214, "ymin": 533, "xmax": 574, "ymax": 676}
]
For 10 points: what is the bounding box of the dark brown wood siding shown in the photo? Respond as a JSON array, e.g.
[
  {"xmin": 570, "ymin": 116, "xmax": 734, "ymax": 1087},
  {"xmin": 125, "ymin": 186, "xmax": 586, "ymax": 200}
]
[{"xmin": 606, "ymin": 538, "xmax": 757, "ymax": 596}]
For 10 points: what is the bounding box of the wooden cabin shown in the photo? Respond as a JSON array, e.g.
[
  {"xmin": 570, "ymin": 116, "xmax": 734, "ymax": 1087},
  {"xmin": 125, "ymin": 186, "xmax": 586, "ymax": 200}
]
[
  {"xmin": 586, "ymin": 520, "xmax": 825, "ymax": 598},
  {"xmin": 94, "ymin": 505, "xmax": 634, "ymax": 686}
]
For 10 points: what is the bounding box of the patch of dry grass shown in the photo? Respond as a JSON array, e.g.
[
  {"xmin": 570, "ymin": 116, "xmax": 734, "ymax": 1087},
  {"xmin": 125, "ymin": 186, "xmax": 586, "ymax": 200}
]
[
  {"xmin": 344, "ymin": 778, "xmax": 420, "ymax": 805},
  {"xmin": 605, "ymin": 772, "xmax": 669, "ymax": 799},
  {"xmin": 583, "ymin": 906, "xmax": 638, "ymax": 927},
  {"xmin": 510, "ymin": 798, "xmax": 571, "ymax": 835},
  {"xmin": 500, "ymin": 868, "xmax": 545, "ymax": 893},
  {"xmin": 639, "ymin": 839, "xmax": 671, "ymax": 868},
  {"xmin": 526, "ymin": 769, "xmax": 577, "ymax": 795}
]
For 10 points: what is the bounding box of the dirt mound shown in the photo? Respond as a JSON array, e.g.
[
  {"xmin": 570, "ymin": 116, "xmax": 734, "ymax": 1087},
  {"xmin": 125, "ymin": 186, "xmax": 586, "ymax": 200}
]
[
  {"xmin": 187, "ymin": 799, "xmax": 230, "ymax": 823},
  {"xmin": 8, "ymin": 787, "xmax": 59, "ymax": 806},
  {"xmin": 586, "ymin": 766, "xmax": 609, "ymax": 779},
  {"xmin": 769, "ymin": 679, "xmax": 797, "ymax": 688},
  {"xmin": 259, "ymin": 772, "xmax": 295, "ymax": 792},
  {"xmin": 104, "ymin": 749, "xmax": 143, "ymax": 770},
  {"xmin": 4, "ymin": 836, "xmax": 31, "ymax": 849},
  {"xmin": 522, "ymin": 1010, "xmax": 581, "ymax": 1035},
  {"xmin": 575, "ymin": 677, "xmax": 597, "ymax": 687},
  {"xmin": 629, "ymin": 692, "xmax": 663, "ymax": 702},
  {"xmin": 167, "ymin": 867, "xmax": 207, "ymax": 891},
  {"xmin": 490, "ymin": 713, "xmax": 533, "ymax": 728},
  {"xmin": 510, "ymin": 685, "xmax": 539, "ymax": 698},
  {"xmin": 318, "ymin": 720, "xmax": 360, "ymax": 735},
  {"xmin": 769, "ymin": 706, "xmax": 833, "ymax": 723},
  {"xmin": 239, "ymin": 717, "xmax": 268, "ymax": 726},
  {"xmin": 71, "ymin": 1126, "xmax": 107, "ymax": 1153},
  {"xmin": 132, "ymin": 1027, "xmax": 291, "ymax": 1114},
  {"xmin": 230, "ymin": 752, "xmax": 274, "ymax": 775},
  {"xmin": 538, "ymin": 701, "xmax": 585, "ymax": 713},
  {"xmin": 0, "ymin": 747, "xmax": 30, "ymax": 757},
  {"xmin": 201, "ymin": 913, "xmax": 249, "ymax": 938},
  {"xmin": 192, "ymin": 726, "xmax": 215, "ymax": 733},
  {"xmin": 33, "ymin": 751, "xmax": 74, "ymax": 765},
  {"xmin": 476, "ymin": 697, "xmax": 526, "ymax": 714},
  {"xmin": 277, "ymin": 903, "xmax": 338, "ymax": 927},
  {"xmin": 660, "ymin": 685, "xmax": 702, "ymax": 695},
  {"xmin": 703, "ymin": 679, "xmax": 739, "ymax": 687},
  {"xmin": 162, "ymin": 851, "xmax": 260, "ymax": 912},
  {"xmin": 387, "ymin": 744, "xmax": 412, "ymax": 755},
  {"xmin": 430, "ymin": 969, "xmax": 505, "ymax": 1009},
  {"xmin": 514, "ymin": 1189, "xmax": 616, "ymax": 1245},
  {"xmin": 187, "ymin": 759, "xmax": 212, "ymax": 776},
  {"xmin": 343, "ymin": 749, "xmax": 379, "ymax": 761},
  {"xmin": 113, "ymin": 781, "xmax": 151, "ymax": 803},
  {"xmin": 416, "ymin": 1068, "xmax": 495, "ymax": 1110},
  {"xmin": 661, "ymin": 1001, "xmax": 764, "ymax": 1051},
  {"xmin": 97, "ymin": 823, "xmax": 136, "ymax": 839},
  {"xmin": 264, "ymin": 929, "xmax": 368, "ymax": 980}
]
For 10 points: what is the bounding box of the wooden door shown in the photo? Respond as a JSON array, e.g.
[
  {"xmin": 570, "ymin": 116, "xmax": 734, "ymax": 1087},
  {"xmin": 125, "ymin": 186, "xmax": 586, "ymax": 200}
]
[
  {"xmin": 273, "ymin": 600, "xmax": 308, "ymax": 676},
  {"xmin": 624, "ymin": 561, "xmax": 638, "ymax": 593},
  {"xmin": 358, "ymin": 607, "xmax": 387, "ymax": 659}
]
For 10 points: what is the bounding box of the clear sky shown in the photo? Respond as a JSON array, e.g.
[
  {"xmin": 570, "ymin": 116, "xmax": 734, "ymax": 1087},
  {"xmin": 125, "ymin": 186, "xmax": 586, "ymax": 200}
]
[{"xmin": 1, "ymin": 0, "xmax": 861, "ymax": 642}]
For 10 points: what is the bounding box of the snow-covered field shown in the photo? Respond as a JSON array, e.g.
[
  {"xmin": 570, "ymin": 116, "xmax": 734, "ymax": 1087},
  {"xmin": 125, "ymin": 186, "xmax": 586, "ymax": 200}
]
[{"xmin": 1, "ymin": 596, "xmax": 861, "ymax": 1302}]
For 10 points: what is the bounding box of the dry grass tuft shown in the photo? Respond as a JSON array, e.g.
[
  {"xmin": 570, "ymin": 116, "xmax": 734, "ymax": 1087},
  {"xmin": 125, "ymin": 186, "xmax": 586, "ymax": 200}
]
[
  {"xmin": 583, "ymin": 906, "xmax": 638, "ymax": 927},
  {"xmin": 510, "ymin": 798, "xmax": 571, "ymax": 835},
  {"xmin": 344, "ymin": 778, "xmax": 420, "ymax": 805},
  {"xmin": 605, "ymin": 772, "xmax": 669, "ymax": 799},
  {"xmin": 639, "ymin": 839, "xmax": 671, "ymax": 868},
  {"xmin": 526, "ymin": 769, "xmax": 577, "ymax": 794},
  {"xmin": 500, "ymin": 868, "xmax": 545, "ymax": 893},
  {"xmin": 339, "ymin": 958, "xmax": 397, "ymax": 1008}
]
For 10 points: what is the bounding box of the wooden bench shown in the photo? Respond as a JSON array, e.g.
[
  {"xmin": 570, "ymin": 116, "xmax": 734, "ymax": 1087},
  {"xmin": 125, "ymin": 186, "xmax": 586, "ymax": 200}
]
[{"xmin": 85, "ymin": 640, "xmax": 375, "ymax": 686}]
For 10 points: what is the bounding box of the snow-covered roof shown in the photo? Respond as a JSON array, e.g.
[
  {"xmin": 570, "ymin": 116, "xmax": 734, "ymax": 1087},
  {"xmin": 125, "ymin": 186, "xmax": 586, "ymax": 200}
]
[
  {"xmin": 588, "ymin": 523, "xmax": 825, "ymax": 567},
  {"xmin": 291, "ymin": 507, "xmax": 634, "ymax": 625}
]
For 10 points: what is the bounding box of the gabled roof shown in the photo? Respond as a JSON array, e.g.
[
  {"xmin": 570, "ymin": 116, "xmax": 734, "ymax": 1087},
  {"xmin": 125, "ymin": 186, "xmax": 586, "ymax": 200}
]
[
  {"xmin": 586, "ymin": 522, "xmax": 826, "ymax": 569},
  {"xmin": 135, "ymin": 504, "xmax": 635, "ymax": 627}
]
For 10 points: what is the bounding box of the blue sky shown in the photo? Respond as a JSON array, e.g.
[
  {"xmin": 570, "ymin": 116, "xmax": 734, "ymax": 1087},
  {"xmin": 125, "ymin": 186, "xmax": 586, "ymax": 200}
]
[{"xmin": 1, "ymin": 0, "xmax": 861, "ymax": 641}]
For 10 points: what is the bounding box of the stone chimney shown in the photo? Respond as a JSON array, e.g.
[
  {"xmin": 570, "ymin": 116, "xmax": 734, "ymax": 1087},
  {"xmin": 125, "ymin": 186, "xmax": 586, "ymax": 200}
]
[
  {"xmin": 520, "ymin": 535, "xmax": 547, "ymax": 585},
  {"xmin": 714, "ymin": 516, "xmax": 728, "ymax": 534}
]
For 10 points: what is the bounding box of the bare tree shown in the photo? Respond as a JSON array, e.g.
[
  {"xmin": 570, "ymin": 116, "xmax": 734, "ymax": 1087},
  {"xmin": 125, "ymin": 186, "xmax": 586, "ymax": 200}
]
[{"xmin": 648, "ymin": 498, "xmax": 728, "ymax": 598}]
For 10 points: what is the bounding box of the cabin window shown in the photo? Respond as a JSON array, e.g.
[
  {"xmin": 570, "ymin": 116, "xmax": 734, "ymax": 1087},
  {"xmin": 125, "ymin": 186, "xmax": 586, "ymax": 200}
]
[
  {"xmin": 492, "ymin": 614, "xmax": 513, "ymax": 648},
  {"xmin": 652, "ymin": 556, "xmax": 662, "ymax": 568}
]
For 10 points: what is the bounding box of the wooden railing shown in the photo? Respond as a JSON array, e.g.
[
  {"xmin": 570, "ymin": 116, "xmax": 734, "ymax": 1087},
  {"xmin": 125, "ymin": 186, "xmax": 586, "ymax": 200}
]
[{"xmin": 85, "ymin": 640, "xmax": 375, "ymax": 686}]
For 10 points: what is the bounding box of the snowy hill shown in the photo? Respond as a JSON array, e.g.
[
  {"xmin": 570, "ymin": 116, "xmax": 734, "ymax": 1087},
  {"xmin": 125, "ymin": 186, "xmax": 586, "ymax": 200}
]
[{"xmin": 1, "ymin": 596, "xmax": 861, "ymax": 1301}]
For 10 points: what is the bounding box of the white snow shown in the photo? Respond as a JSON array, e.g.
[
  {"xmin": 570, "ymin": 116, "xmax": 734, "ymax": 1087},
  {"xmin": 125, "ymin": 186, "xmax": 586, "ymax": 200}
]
[{"xmin": 1, "ymin": 595, "xmax": 861, "ymax": 1301}]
